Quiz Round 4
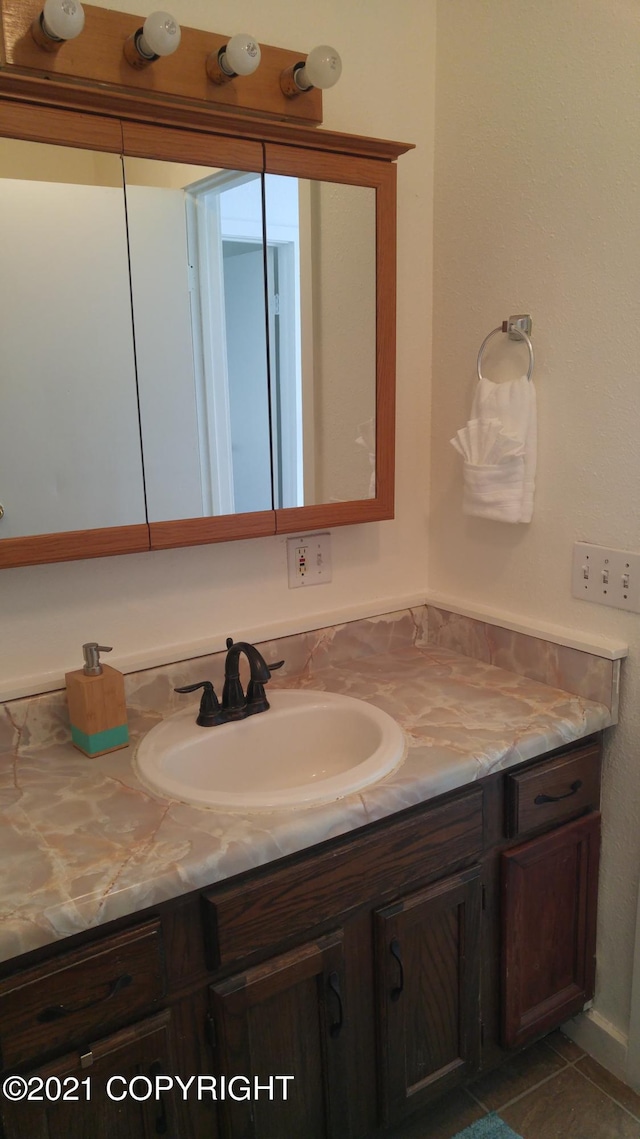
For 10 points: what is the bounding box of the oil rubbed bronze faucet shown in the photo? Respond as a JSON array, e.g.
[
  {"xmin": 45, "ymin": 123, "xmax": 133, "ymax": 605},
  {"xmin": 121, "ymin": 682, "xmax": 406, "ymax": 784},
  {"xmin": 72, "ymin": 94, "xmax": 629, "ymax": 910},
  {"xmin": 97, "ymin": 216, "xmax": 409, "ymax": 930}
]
[{"xmin": 174, "ymin": 638, "xmax": 284, "ymax": 726}]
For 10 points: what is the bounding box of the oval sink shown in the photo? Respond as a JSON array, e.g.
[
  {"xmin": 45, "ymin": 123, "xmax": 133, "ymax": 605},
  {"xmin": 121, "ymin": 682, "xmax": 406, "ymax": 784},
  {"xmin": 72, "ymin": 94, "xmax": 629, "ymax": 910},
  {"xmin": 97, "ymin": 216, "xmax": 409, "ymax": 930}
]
[{"xmin": 134, "ymin": 689, "xmax": 406, "ymax": 809}]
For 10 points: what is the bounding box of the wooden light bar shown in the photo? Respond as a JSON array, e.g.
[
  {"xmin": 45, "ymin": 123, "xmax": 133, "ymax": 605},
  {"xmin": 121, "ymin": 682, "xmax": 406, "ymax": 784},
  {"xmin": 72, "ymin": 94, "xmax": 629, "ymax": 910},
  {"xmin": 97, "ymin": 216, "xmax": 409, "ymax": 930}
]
[{"xmin": 0, "ymin": 0, "xmax": 324, "ymax": 124}]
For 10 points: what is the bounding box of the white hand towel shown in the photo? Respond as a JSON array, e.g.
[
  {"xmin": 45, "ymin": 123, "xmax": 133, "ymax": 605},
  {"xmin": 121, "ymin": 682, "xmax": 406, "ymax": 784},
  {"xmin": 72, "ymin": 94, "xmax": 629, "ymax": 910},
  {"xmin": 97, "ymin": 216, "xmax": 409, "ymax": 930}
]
[{"xmin": 450, "ymin": 376, "xmax": 537, "ymax": 523}]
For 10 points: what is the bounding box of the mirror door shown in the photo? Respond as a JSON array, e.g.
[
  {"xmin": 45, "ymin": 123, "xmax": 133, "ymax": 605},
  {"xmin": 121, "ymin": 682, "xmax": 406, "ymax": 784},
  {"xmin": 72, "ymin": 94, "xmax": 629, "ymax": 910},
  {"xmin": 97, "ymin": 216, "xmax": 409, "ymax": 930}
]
[
  {"xmin": 264, "ymin": 172, "xmax": 377, "ymax": 509},
  {"xmin": 120, "ymin": 123, "xmax": 275, "ymax": 551},
  {"xmin": 0, "ymin": 115, "xmax": 150, "ymax": 568},
  {"xmin": 264, "ymin": 144, "xmax": 397, "ymax": 534},
  {"xmin": 123, "ymin": 160, "xmax": 273, "ymax": 519},
  {"xmin": 0, "ymin": 139, "xmax": 139, "ymax": 535}
]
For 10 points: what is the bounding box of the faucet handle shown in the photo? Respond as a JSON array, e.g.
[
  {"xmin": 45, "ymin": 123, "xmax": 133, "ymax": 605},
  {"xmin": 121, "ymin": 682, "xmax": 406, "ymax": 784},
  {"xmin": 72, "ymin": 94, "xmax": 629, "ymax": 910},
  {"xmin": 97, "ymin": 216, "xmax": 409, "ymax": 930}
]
[
  {"xmin": 266, "ymin": 659, "xmax": 285, "ymax": 673},
  {"xmin": 174, "ymin": 681, "xmax": 225, "ymax": 727}
]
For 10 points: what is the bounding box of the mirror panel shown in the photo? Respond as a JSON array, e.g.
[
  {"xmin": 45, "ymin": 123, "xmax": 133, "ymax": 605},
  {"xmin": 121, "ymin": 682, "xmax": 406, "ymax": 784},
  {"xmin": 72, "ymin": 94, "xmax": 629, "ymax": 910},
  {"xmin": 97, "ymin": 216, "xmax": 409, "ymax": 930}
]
[
  {"xmin": 264, "ymin": 175, "xmax": 377, "ymax": 508},
  {"xmin": 0, "ymin": 137, "xmax": 146, "ymax": 539},
  {"xmin": 123, "ymin": 156, "xmax": 273, "ymax": 521},
  {"xmin": 0, "ymin": 113, "xmax": 397, "ymax": 568}
]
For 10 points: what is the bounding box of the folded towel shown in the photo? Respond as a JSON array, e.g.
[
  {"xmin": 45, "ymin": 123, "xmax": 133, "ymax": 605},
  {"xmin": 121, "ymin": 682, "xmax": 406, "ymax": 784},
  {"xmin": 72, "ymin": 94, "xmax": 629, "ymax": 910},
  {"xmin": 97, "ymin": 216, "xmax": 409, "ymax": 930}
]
[
  {"xmin": 451, "ymin": 417, "xmax": 525, "ymax": 466},
  {"xmin": 450, "ymin": 376, "xmax": 537, "ymax": 523}
]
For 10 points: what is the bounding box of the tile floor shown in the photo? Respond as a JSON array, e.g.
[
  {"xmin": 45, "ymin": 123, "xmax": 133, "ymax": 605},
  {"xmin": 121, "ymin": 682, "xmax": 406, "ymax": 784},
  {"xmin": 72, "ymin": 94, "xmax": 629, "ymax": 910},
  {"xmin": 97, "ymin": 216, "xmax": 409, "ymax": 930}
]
[{"xmin": 385, "ymin": 1032, "xmax": 640, "ymax": 1139}]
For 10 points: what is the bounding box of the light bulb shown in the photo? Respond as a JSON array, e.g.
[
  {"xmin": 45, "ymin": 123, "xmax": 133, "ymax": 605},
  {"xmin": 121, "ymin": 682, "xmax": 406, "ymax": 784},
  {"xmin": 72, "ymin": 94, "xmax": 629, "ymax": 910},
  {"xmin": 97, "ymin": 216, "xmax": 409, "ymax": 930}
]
[
  {"xmin": 297, "ymin": 45, "xmax": 342, "ymax": 91},
  {"xmin": 32, "ymin": 0, "xmax": 84, "ymax": 48},
  {"xmin": 223, "ymin": 33, "xmax": 261, "ymax": 77},
  {"xmin": 124, "ymin": 10, "xmax": 181, "ymax": 67},
  {"xmin": 207, "ymin": 32, "xmax": 261, "ymax": 84},
  {"xmin": 139, "ymin": 11, "xmax": 181, "ymax": 58}
]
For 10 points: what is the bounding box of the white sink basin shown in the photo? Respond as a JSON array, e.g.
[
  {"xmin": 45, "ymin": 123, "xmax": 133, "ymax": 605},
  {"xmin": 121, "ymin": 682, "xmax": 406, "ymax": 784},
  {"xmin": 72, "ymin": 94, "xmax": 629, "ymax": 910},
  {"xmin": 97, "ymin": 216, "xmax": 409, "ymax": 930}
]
[{"xmin": 134, "ymin": 689, "xmax": 406, "ymax": 809}]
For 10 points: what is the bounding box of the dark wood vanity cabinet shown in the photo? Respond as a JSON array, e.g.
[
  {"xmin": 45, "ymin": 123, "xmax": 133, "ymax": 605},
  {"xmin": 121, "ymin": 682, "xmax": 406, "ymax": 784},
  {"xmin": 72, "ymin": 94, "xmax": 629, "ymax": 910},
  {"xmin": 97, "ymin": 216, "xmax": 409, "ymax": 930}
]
[
  {"xmin": 501, "ymin": 811, "xmax": 600, "ymax": 1050},
  {"xmin": 0, "ymin": 736, "xmax": 602, "ymax": 1139},
  {"xmin": 0, "ymin": 1012, "xmax": 176, "ymax": 1139},
  {"xmin": 499, "ymin": 738, "xmax": 601, "ymax": 1054},
  {"xmin": 375, "ymin": 868, "xmax": 482, "ymax": 1125},
  {"xmin": 209, "ymin": 933, "xmax": 350, "ymax": 1139}
]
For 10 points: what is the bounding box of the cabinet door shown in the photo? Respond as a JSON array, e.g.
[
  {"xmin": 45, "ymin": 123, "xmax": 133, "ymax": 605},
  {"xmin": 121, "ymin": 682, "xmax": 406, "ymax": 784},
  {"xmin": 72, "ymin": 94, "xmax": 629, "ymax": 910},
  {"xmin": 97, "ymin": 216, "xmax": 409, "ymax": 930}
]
[
  {"xmin": 264, "ymin": 143, "xmax": 398, "ymax": 534},
  {"xmin": 209, "ymin": 931, "xmax": 349, "ymax": 1139},
  {"xmin": 375, "ymin": 867, "xmax": 482, "ymax": 1125},
  {"xmin": 0, "ymin": 1011, "xmax": 174, "ymax": 1139},
  {"xmin": 502, "ymin": 811, "xmax": 600, "ymax": 1049}
]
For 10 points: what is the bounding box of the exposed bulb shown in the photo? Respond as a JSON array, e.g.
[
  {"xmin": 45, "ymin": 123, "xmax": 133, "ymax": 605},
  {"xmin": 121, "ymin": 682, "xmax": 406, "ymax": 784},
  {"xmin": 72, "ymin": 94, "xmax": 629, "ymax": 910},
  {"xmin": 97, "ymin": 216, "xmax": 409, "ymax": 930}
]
[
  {"xmin": 207, "ymin": 31, "xmax": 261, "ymax": 84},
  {"xmin": 222, "ymin": 33, "xmax": 261, "ymax": 77},
  {"xmin": 296, "ymin": 44, "xmax": 342, "ymax": 91},
  {"xmin": 43, "ymin": 0, "xmax": 84, "ymax": 39},
  {"xmin": 33, "ymin": 0, "xmax": 85, "ymax": 47},
  {"xmin": 138, "ymin": 11, "xmax": 181, "ymax": 58}
]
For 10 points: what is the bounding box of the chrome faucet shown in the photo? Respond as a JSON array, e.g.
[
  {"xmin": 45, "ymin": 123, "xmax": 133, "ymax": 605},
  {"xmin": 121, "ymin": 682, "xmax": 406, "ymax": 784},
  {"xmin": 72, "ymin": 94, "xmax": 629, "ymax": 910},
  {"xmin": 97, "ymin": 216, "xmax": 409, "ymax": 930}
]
[{"xmin": 174, "ymin": 637, "xmax": 284, "ymax": 726}]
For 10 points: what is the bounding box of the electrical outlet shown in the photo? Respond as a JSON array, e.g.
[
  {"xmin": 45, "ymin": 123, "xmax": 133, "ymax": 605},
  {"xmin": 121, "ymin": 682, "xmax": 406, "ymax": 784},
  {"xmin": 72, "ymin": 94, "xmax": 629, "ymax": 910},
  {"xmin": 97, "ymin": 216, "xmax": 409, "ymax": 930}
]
[
  {"xmin": 572, "ymin": 542, "xmax": 640, "ymax": 612},
  {"xmin": 287, "ymin": 533, "xmax": 332, "ymax": 588}
]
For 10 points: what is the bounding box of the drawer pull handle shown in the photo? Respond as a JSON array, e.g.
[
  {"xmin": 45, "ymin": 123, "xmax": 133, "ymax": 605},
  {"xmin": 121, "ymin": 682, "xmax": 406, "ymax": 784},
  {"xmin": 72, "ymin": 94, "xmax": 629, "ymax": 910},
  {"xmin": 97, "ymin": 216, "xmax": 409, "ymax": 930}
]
[
  {"xmin": 390, "ymin": 938, "xmax": 404, "ymax": 1001},
  {"xmin": 327, "ymin": 971, "xmax": 344, "ymax": 1038},
  {"xmin": 534, "ymin": 779, "xmax": 583, "ymax": 806},
  {"xmin": 36, "ymin": 972, "xmax": 133, "ymax": 1023}
]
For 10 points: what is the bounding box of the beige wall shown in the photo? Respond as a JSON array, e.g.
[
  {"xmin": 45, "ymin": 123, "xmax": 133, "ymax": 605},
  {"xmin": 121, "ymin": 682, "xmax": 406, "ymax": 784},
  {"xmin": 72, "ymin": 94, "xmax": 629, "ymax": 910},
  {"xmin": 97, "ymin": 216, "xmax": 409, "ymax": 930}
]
[
  {"xmin": 431, "ymin": 0, "xmax": 640, "ymax": 1064},
  {"xmin": 0, "ymin": 0, "xmax": 435, "ymax": 696}
]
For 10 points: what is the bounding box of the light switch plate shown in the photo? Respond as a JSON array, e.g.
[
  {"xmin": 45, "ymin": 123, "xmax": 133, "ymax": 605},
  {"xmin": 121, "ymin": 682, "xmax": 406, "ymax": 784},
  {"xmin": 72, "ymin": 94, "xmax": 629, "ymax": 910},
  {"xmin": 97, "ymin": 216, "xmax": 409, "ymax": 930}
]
[
  {"xmin": 287, "ymin": 533, "xmax": 332, "ymax": 588},
  {"xmin": 572, "ymin": 542, "xmax": 640, "ymax": 612}
]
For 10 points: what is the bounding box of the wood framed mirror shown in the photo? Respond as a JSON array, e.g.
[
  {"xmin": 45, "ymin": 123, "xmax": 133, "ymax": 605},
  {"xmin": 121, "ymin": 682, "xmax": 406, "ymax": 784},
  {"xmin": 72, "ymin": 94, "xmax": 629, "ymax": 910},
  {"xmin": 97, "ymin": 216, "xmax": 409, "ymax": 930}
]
[{"xmin": 0, "ymin": 66, "xmax": 410, "ymax": 569}]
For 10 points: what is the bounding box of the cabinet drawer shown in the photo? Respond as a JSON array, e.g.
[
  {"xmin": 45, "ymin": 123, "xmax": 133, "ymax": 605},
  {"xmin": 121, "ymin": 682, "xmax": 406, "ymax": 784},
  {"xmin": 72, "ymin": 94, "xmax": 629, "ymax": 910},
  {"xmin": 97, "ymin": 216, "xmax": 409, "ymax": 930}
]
[
  {"xmin": 504, "ymin": 742, "xmax": 601, "ymax": 838},
  {"xmin": 202, "ymin": 788, "xmax": 483, "ymax": 969},
  {"xmin": 0, "ymin": 921, "xmax": 166, "ymax": 1069}
]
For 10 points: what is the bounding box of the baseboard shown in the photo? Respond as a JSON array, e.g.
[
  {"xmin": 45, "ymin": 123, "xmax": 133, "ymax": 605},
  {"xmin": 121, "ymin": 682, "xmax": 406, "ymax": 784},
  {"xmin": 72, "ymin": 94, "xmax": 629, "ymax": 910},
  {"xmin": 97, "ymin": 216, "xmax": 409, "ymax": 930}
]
[{"xmin": 562, "ymin": 1007, "xmax": 628, "ymax": 1081}]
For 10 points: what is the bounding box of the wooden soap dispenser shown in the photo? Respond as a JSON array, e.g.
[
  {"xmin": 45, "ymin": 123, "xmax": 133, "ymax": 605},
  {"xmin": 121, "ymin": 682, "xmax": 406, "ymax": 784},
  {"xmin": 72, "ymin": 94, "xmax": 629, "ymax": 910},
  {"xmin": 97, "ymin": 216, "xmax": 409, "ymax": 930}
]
[{"xmin": 65, "ymin": 643, "xmax": 129, "ymax": 757}]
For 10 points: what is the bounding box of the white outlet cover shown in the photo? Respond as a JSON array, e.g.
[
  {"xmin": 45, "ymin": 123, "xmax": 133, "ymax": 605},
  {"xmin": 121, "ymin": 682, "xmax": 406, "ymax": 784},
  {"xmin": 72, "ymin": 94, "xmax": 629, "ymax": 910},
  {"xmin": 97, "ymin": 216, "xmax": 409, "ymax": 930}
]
[
  {"xmin": 572, "ymin": 542, "xmax": 640, "ymax": 613},
  {"xmin": 287, "ymin": 533, "xmax": 332, "ymax": 588}
]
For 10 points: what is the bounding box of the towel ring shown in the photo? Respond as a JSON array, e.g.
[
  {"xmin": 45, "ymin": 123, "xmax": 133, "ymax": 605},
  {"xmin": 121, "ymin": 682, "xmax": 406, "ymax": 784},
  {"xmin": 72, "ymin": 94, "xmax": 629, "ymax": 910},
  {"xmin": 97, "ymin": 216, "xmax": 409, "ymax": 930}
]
[{"xmin": 477, "ymin": 321, "xmax": 535, "ymax": 382}]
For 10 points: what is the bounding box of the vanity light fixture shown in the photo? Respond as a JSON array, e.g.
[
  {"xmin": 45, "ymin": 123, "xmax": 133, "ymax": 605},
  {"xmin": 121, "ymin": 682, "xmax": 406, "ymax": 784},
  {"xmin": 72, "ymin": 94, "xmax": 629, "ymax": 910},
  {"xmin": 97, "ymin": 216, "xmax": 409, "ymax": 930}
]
[
  {"xmin": 123, "ymin": 10, "xmax": 181, "ymax": 69},
  {"xmin": 206, "ymin": 32, "xmax": 261, "ymax": 84},
  {"xmin": 280, "ymin": 44, "xmax": 342, "ymax": 97},
  {"xmin": 31, "ymin": 0, "xmax": 85, "ymax": 51}
]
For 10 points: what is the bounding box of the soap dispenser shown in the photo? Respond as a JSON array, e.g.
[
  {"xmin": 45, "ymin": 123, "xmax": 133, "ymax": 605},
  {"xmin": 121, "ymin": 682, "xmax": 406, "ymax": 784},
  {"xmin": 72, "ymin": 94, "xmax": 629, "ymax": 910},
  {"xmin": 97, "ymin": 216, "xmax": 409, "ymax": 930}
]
[{"xmin": 65, "ymin": 643, "xmax": 129, "ymax": 757}]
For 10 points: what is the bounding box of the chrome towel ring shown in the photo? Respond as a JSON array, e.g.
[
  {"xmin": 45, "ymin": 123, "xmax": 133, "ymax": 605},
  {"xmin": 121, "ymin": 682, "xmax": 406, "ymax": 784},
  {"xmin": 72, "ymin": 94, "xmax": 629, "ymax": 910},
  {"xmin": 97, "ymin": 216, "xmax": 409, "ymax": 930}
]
[{"xmin": 477, "ymin": 314, "xmax": 534, "ymax": 382}]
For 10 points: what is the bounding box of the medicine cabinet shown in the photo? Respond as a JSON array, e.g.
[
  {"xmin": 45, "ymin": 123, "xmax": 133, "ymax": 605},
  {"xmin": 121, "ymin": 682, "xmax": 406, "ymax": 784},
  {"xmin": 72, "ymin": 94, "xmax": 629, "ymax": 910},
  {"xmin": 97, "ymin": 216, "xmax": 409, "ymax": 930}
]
[{"xmin": 0, "ymin": 22, "xmax": 411, "ymax": 569}]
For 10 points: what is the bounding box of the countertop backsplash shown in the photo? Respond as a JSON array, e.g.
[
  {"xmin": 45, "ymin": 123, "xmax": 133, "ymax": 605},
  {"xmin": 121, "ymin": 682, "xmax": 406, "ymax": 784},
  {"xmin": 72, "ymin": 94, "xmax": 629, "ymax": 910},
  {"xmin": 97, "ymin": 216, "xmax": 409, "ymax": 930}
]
[{"xmin": 0, "ymin": 604, "xmax": 619, "ymax": 754}]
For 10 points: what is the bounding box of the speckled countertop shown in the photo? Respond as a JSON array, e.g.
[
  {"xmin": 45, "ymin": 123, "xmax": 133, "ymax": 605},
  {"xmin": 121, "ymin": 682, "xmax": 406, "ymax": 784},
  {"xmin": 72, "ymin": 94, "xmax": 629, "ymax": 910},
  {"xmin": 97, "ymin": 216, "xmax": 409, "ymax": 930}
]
[{"xmin": 0, "ymin": 632, "xmax": 611, "ymax": 966}]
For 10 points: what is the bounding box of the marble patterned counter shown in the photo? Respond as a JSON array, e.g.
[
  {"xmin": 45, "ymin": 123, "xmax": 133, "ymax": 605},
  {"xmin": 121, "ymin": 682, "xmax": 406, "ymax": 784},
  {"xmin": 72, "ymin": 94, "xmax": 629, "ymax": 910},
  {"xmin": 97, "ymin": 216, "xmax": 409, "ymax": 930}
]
[{"xmin": 0, "ymin": 610, "xmax": 613, "ymax": 966}]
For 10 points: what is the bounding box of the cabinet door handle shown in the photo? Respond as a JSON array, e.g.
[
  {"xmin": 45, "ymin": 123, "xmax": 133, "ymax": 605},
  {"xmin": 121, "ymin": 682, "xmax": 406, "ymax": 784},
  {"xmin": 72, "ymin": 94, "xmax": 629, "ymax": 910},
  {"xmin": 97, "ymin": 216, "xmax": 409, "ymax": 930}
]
[
  {"xmin": 534, "ymin": 779, "xmax": 582, "ymax": 805},
  {"xmin": 327, "ymin": 970, "xmax": 344, "ymax": 1038},
  {"xmin": 390, "ymin": 938, "xmax": 404, "ymax": 1001},
  {"xmin": 149, "ymin": 1060, "xmax": 168, "ymax": 1135},
  {"xmin": 36, "ymin": 972, "xmax": 133, "ymax": 1023}
]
